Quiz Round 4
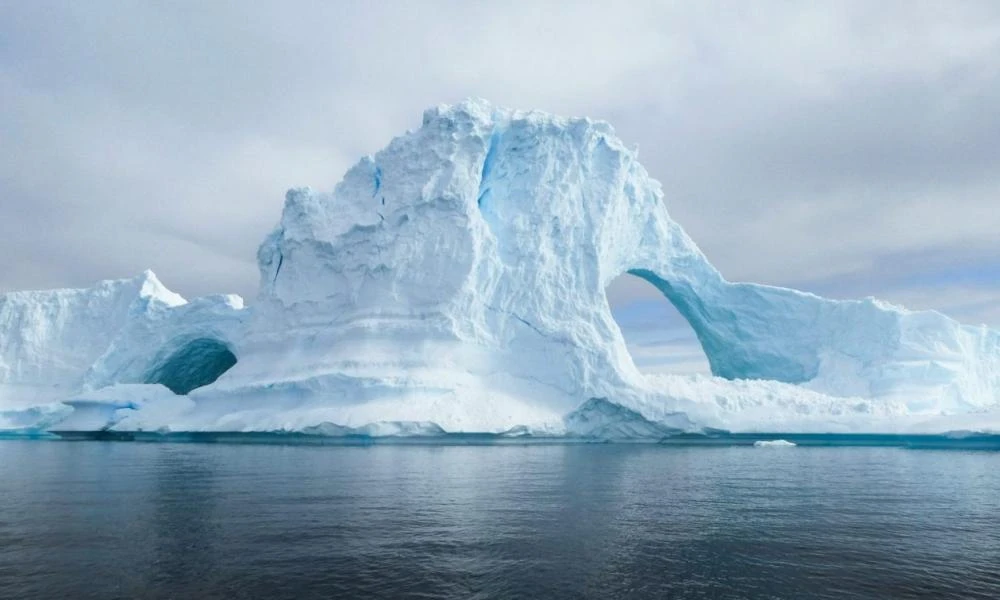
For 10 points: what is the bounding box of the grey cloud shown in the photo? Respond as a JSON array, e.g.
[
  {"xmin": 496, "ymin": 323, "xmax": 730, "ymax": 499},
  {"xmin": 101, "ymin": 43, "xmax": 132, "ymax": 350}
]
[{"xmin": 1, "ymin": 1, "xmax": 998, "ymax": 328}]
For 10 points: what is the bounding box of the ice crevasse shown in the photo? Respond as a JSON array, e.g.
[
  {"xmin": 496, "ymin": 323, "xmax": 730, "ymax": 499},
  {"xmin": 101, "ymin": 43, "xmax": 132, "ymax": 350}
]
[{"xmin": 1, "ymin": 99, "xmax": 998, "ymax": 437}]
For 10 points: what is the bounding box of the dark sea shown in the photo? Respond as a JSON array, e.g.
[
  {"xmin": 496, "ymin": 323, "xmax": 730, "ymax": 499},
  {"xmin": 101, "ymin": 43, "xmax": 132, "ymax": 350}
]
[{"xmin": 1, "ymin": 441, "xmax": 998, "ymax": 599}]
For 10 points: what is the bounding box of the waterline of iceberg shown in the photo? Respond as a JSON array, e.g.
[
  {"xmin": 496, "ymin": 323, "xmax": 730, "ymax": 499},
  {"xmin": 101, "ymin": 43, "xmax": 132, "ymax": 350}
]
[{"xmin": 36, "ymin": 429, "xmax": 1000, "ymax": 451}]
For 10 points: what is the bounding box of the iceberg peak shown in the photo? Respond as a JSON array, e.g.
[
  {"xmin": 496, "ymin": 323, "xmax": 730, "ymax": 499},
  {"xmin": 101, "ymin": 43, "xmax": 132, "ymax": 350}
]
[{"xmin": 135, "ymin": 269, "xmax": 186, "ymax": 308}]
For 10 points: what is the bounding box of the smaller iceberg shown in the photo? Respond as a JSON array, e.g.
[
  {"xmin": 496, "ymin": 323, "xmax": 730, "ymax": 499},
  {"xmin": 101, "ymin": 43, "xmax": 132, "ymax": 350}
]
[{"xmin": 753, "ymin": 439, "xmax": 797, "ymax": 448}]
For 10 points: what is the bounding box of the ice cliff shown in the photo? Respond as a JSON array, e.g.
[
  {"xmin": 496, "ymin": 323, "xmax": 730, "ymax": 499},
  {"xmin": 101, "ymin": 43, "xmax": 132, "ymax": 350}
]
[{"xmin": 2, "ymin": 100, "xmax": 998, "ymax": 437}]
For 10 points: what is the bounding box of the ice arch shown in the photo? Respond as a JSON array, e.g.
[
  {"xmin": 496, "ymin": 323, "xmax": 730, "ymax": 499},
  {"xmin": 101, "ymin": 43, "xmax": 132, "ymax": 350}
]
[
  {"xmin": 143, "ymin": 338, "xmax": 237, "ymax": 395},
  {"xmin": 625, "ymin": 269, "xmax": 819, "ymax": 383},
  {"xmin": 606, "ymin": 273, "xmax": 709, "ymax": 375},
  {"xmin": 227, "ymin": 99, "xmax": 999, "ymax": 431}
]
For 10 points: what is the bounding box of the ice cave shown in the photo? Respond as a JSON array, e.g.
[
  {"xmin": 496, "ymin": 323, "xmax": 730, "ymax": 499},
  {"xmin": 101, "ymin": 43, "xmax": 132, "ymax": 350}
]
[{"xmin": 143, "ymin": 338, "xmax": 238, "ymax": 395}]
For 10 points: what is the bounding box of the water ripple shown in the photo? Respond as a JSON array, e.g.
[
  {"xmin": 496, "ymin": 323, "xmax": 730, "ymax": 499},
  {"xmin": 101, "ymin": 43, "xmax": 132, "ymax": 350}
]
[{"xmin": 0, "ymin": 442, "xmax": 998, "ymax": 599}]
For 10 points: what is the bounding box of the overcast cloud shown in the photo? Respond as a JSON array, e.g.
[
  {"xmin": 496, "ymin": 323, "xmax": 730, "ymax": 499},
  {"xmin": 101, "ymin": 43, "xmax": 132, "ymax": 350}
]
[{"xmin": 2, "ymin": 1, "xmax": 999, "ymax": 337}]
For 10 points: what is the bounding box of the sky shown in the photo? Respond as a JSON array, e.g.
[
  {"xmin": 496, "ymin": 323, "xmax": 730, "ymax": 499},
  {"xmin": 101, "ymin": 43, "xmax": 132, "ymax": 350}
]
[{"xmin": 2, "ymin": 2, "xmax": 999, "ymax": 371}]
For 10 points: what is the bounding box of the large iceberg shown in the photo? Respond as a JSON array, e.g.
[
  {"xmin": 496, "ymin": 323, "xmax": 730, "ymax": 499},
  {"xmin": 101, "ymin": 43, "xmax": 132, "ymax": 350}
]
[{"xmin": 2, "ymin": 100, "xmax": 998, "ymax": 437}]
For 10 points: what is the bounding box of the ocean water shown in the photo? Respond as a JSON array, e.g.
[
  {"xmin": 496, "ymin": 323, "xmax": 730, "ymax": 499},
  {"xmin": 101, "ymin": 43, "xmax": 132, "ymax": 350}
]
[{"xmin": 1, "ymin": 442, "xmax": 998, "ymax": 599}]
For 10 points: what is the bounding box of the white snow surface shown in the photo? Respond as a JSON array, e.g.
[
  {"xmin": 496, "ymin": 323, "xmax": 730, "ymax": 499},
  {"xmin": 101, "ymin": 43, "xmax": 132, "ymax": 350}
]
[{"xmin": 1, "ymin": 100, "xmax": 998, "ymax": 437}]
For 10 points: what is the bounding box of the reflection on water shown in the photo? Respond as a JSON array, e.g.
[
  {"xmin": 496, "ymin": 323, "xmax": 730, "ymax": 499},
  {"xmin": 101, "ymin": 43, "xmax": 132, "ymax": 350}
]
[
  {"xmin": 1, "ymin": 442, "xmax": 999, "ymax": 599},
  {"xmin": 148, "ymin": 448, "xmax": 221, "ymax": 591}
]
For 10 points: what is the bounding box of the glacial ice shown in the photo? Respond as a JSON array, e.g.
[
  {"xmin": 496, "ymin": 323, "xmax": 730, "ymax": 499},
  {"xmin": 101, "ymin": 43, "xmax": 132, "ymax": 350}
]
[{"xmin": 1, "ymin": 99, "xmax": 998, "ymax": 438}]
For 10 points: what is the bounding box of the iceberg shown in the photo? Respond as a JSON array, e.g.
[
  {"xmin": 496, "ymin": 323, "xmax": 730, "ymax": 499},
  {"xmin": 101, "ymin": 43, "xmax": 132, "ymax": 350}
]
[
  {"xmin": 753, "ymin": 440, "xmax": 797, "ymax": 448},
  {"xmin": 1, "ymin": 100, "xmax": 998, "ymax": 438}
]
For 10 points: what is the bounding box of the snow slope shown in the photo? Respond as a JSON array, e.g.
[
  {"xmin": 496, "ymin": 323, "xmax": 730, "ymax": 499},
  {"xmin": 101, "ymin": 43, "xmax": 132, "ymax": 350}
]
[{"xmin": 1, "ymin": 100, "xmax": 998, "ymax": 436}]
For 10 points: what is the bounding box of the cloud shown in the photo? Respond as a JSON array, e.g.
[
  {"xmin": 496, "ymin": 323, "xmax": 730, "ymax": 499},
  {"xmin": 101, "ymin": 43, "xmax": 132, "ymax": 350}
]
[{"xmin": 1, "ymin": 1, "xmax": 998, "ymax": 328}]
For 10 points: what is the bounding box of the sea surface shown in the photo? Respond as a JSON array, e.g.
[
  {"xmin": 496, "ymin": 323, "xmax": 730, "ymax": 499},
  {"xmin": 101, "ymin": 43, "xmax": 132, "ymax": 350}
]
[{"xmin": 1, "ymin": 441, "xmax": 998, "ymax": 599}]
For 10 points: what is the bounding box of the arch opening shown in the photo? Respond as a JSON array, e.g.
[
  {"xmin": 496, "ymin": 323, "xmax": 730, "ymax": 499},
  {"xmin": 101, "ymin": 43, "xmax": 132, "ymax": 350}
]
[
  {"xmin": 606, "ymin": 273, "xmax": 710, "ymax": 375},
  {"xmin": 144, "ymin": 338, "xmax": 237, "ymax": 395}
]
